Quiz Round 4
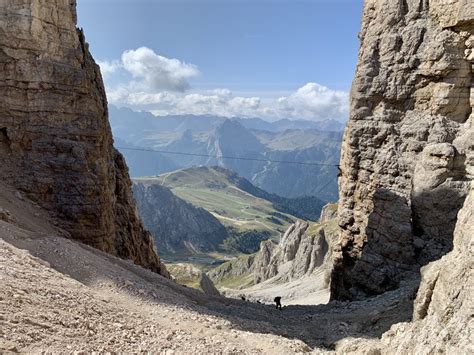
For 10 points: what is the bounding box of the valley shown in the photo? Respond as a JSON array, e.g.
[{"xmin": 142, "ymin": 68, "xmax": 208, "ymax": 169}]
[
  {"xmin": 110, "ymin": 106, "xmax": 343, "ymax": 201},
  {"xmin": 132, "ymin": 166, "xmax": 338, "ymax": 299},
  {"xmin": 208, "ymin": 204, "xmax": 340, "ymax": 305},
  {"xmin": 133, "ymin": 166, "xmax": 325, "ymax": 267}
]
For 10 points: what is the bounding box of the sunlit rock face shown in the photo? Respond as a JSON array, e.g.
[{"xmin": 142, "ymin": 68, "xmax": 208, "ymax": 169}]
[
  {"xmin": 0, "ymin": 0, "xmax": 168, "ymax": 276},
  {"xmin": 332, "ymin": 0, "xmax": 473, "ymax": 299}
]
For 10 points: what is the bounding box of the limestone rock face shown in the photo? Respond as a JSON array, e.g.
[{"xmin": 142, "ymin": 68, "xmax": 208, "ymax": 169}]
[
  {"xmin": 280, "ymin": 221, "xmax": 310, "ymax": 263},
  {"xmin": 206, "ymin": 254, "xmax": 256, "ymax": 290},
  {"xmin": 0, "ymin": 0, "xmax": 167, "ymax": 276},
  {"xmin": 333, "ymin": 0, "xmax": 473, "ymax": 299},
  {"xmin": 211, "ymin": 205, "xmax": 340, "ymax": 303},
  {"xmin": 251, "ymin": 221, "xmax": 310, "ymax": 284},
  {"xmin": 252, "ymin": 239, "xmax": 279, "ymax": 283},
  {"xmin": 288, "ymin": 226, "xmax": 328, "ymax": 280},
  {"xmin": 339, "ymin": 185, "xmax": 473, "ymax": 354},
  {"xmin": 385, "ymin": 185, "xmax": 473, "ymax": 353},
  {"xmin": 252, "ymin": 212, "xmax": 338, "ymax": 285}
]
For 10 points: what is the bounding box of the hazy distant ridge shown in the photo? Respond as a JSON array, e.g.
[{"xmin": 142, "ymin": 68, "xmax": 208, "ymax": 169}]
[{"xmin": 110, "ymin": 105, "xmax": 343, "ymax": 201}]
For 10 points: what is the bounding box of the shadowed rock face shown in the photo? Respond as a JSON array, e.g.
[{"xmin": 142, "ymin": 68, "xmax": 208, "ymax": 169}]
[
  {"xmin": 337, "ymin": 185, "xmax": 473, "ymax": 354},
  {"xmin": 132, "ymin": 182, "xmax": 229, "ymax": 255},
  {"xmin": 333, "ymin": 0, "xmax": 473, "ymax": 299},
  {"xmin": 0, "ymin": 0, "xmax": 167, "ymax": 276}
]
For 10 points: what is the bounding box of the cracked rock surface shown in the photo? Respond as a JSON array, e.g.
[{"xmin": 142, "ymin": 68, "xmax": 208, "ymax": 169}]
[
  {"xmin": 337, "ymin": 184, "xmax": 473, "ymax": 354},
  {"xmin": 333, "ymin": 0, "xmax": 473, "ymax": 299},
  {"xmin": 0, "ymin": 0, "xmax": 167, "ymax": 276}
]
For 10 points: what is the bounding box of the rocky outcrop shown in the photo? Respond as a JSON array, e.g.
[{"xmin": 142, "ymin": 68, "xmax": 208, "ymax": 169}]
[
  {"xmin": 319, "ymin": 203, "xmax": 338, "ymax": 223},
  {"xmin": 0, "ymin": 0, "xmax": 167, "ymax": 276},
  {"xmin": 199, "ymin": 273, "xmax": 221, "ymax": 297},
  {"xmin": 132, "ymin": 182, "xmax": 228, "ymax": 255},
  {"xmin": 211, "ymin": 206, "xmax": 339, "ymax": 303},
  {"xmin": 381, "ymin": 185, "xmax": 473, "ymax": 353},
  {"xmin": 211, "ymin": 205, "xmax": 339, "ymax": 294},
  {"xmin": 288, "ymin": 224, "xmax": 329, "ymax": 280},
  {"xmin": 253, "ymin": 221, "xmax": 314, "ymax": 283},
  {"xmin": 167, "ymin": 263, "xmax": 221, "ymax": 296},
  {"xmin": 206, "ymin": 254, "xmax": 256, "ymax": 290},
  {"xmin": 333, "ymin": 0, "xmax": 473, "ymax": 299},
  {"xmin": 252, "ymin": 219, "xmax": 337, "ymax": 285},
  {"xmin": 338, "ymin": 184, "xmax": 473, "ymax": 354},
  {"xmin": 252, "ymin": 239, "xmax": 280, "ymax": 283}
]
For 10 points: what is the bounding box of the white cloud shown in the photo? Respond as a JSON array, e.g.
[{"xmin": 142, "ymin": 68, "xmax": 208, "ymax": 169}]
[
  {"xmin": 107, "ymin": 83, "xmax": 348, "ymax": 121},
  {"xmin": 169, "ymin": 93, "xmax": 262, "ymax": 118},
  {"xmin": 121, "ymin": 47, "xmax": 199, "ymax": 92},
  {"xmin": 98, "ymin": 48, "xmax": 348, "ymax": 121},
  {"xmin": 211, "ymin": 88, "xmax": 232, "ymax": 97},
  {"xmin": 276, "ymin": 83, "xmax": 349, "ymax": 120},
  {"xmin": 97, "ymin": 60, "xmax": 121, "ymax": 78}
]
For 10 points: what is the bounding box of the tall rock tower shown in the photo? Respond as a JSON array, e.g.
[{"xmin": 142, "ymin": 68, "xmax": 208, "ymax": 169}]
[
  {"xmin": 332, "ymin": 0, "xmax": 473, "ymax": 299},
  {"xmin": 0, "ymin": 0, "xmax": 168, "ymax": 276}
]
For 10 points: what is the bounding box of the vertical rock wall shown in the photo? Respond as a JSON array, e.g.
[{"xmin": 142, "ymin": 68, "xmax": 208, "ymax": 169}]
[
  {"xmin": 338, "ymin": 186, "xmax": 473, "ymax": 355},
  {"xmin": 333, "ymin": 0, "xmax": 473, "ymax": 299},
  {"xmin": 0, "ymin": 0, "xmax": 168, "ymax": 276}
]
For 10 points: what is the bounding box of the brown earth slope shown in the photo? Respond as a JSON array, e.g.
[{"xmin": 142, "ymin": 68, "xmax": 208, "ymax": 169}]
[{"xmin": 0, "ymin": 182, "xmax": 420, "ymax": 353}]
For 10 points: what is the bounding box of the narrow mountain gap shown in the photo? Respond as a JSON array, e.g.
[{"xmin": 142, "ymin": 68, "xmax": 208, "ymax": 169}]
[{"xmin": 0, "ymin": 0, "xmax": 472, "ymax": 353}]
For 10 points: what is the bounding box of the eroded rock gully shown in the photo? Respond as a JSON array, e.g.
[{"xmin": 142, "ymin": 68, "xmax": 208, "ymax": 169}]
[
  {"xmin": 0, "ymin": 0, "xmax": 167, "ymax": 276},
  {"xmin": 333, "ymin": 0, "xmax": 473, "ymax": 299}
]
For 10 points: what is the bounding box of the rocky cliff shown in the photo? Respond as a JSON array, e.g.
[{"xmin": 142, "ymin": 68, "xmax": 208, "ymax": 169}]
[
  {"xmin": 338, "ymin": 184, "xmax": 473, "ymax": 354},
  {"xmin": 132, "ymin": 182, "xmax": 228, "ymax": 255},
  {"xmin": 252, "ymin": 208, "xmax": 339, "ymax": 286},
  {"xmin": 0, "ymin": 0, "xmax": 167, "ymax": 276},
  {"xmin": 209, "ymin": 204, "xmax": 339, "ymax": 304},
  {"xmin": 380, "ymin": 185, "xmax": 473, "ymax": 352},
  {"xmin": 333, "ymin": 0, "xmax": 473, "ymax": 299}
]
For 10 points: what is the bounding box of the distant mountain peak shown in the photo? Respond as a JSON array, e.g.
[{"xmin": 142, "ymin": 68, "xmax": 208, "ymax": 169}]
[{"xmin": 213, "ymin": 119, "xmax": 264, "ymax": 153}]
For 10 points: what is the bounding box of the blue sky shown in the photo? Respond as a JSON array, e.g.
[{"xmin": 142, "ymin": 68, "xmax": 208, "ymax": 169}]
[{"xmin": 77, "ymin": 0, "xmax": 364, "ymax": 121}]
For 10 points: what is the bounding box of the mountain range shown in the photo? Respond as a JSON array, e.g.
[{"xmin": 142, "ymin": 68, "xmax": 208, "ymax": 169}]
[{"xmin": 110, "ymin": 105, "xmax": 343, "ymax": 201}]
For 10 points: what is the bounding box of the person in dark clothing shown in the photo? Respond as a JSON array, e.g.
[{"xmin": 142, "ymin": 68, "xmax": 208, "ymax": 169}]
[{"xmin": 274, "ymin": 296, "xmax": 282, "ymax": 310}]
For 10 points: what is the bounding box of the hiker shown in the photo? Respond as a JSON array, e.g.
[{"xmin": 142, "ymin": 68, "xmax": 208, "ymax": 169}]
[{"xmin": 274, "ymin": 296, "xmax": 282, "ymax": 310}]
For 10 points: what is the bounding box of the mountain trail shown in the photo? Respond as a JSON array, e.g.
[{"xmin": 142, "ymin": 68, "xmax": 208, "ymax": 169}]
[{"xmin": 1, "ymin": 182, "xmax": 418, "ymax": 353}]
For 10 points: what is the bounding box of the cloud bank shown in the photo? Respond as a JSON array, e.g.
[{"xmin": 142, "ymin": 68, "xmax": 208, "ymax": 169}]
[{"xmin": 99, "ymin": 47, "xmax": 348, "ymax": 121}]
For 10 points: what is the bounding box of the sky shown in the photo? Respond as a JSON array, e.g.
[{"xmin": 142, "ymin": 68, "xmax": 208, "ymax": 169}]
[{"xmin": 77, "ymin": 0, "xmax": 364, "ymax": 121}]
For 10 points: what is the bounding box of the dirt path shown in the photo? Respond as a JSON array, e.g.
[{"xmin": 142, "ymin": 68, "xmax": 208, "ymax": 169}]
[
  {"xmin": 0, "ymin": 182, "xmax": 418, "ymax": 353},
  {"xmin": 0, "ymin": 231, "xmax": 309, "ymax": 353}
]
